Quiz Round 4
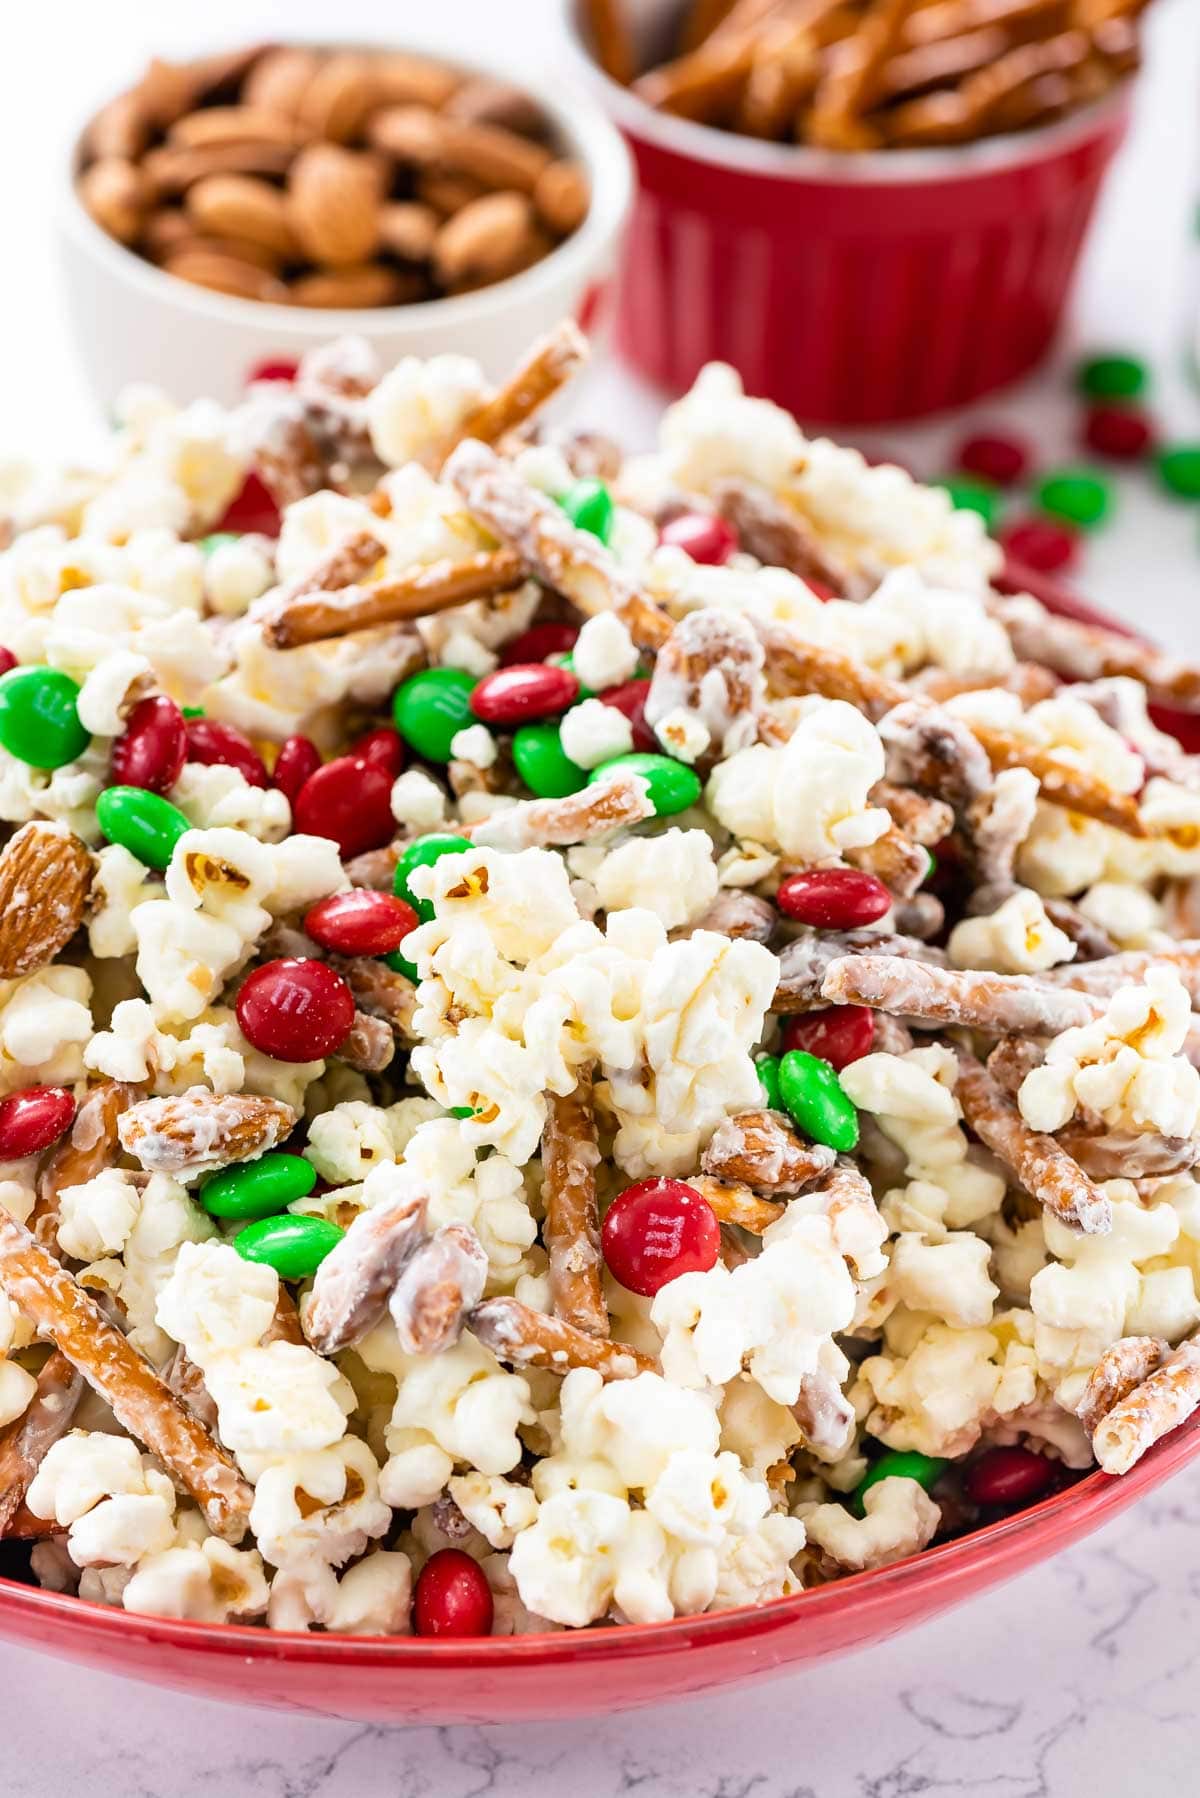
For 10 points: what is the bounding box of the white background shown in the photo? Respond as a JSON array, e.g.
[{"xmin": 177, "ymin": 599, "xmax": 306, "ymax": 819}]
[{"xmin": 0, "ymin": 3, "xmax": 1199, "ymax": 1794}]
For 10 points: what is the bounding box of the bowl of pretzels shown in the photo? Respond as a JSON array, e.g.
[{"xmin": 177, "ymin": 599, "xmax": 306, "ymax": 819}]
[
  {"xmin": 566, "ymin": 0, "xmax": 1143, "ymax": 424},
  {"xmin": 59, "ymin": 40, "xmax": 633, "ymax": 407}
]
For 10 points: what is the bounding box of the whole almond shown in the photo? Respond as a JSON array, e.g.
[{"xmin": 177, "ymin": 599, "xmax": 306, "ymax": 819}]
[
  {"xmin": 243, "ymin": 46, "xmax": 321, "ymax": 117},
  {"xmin": 288, "ymin": 265, "xmax": 421, "ymax": 309},
  {"xmin": 373, "ymin": 51, "xmax": 462, "ymax": 110},
  {"xmin": 118, "ymin": 1089, "xmax": 296, "ymax": 1176},
  {"xmin": 534, "ymin": 160, "xmax": 590, "ymax": 235},
  {"xmin": 296, "ymin": 52, "xmax": 378, "ymax": 143},
  {"xmin": 143, "ymin": 141, "xmax": 296, "ymax": 196},
  {"xmin": 366, "ymin": 105, "xmax": 445, "ymax": 164},
  {"xmin": 0, "ymin": 823, "xmax": 93, "ymax": 979},
  {"xmin": 436, "ymin": 118, "xmax": 552, "ymax": 193},
  {"xmin": 140, "ymin": 206, "xmax": 193, "ymax": 260},
  {"xmin": 169, "ymin": 106, "xmax": 309, "ymax": 151},
  {"xmin": 433, "ymin": 190, "xmax": 535, "ymax": 287},
  {"xmin": 186, "ymin": 174, "xmax": 298, "ymax": 259},
  {"xmin": 184, "ymin": 43, "xmax": 273, "ymax": 101},
  {"xmin": 164, "ymin": 247, "xmax": 290, "ymax": 303},
  {"xmin": 159, "ymin": 231, "xmax": 285, "ymax": 273},
  {"xmin": 417, "ymin": 169, "xmax": 490, "ymax": 218},
  {"xmin": 288, "ymin": 143, "xmax": 380, "ymax": 267},
  {"xmin": 87, "ymin": 91, "xmax": 151, "ymax": 161},
  {"xmin": 446, "ymin": 76, "xmax": 549, "ymax": 138},
  {"xmin": 78, "ymin": 158, "xmax": 151, "ymax": 244},
  {"xmin": 378, "ymin": 201, "xmax": 438, "ymax": 263}
]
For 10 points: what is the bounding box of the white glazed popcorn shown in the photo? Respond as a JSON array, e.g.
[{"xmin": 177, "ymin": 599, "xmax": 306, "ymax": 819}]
[
  {"xmin": 653, "ymin": 707, "xmax": 711, "ymax": 765},
  {"xmin": 204, "ymin": 534, "xmax": 275, "ymax": 616},
  {"xmin": 804, "ymin": 1476, "xmax": 940, "ymax": 1573},
  {"xmin": 391, "ymin": 768, "xmax": 448, "ymax": 831},
  {"xmin": 122, "ymin": 1537, "xmax": 271, "ymax": 1624},
  {"xmin": 450, "ymin": 723, "xmax": 498, "ymax": 770},
  {"xmin": 0, "ymin": 1357, "xmax": 37, "ymax": 1429},
  {"xmin": 558, "ymin": 698, "xmax": 634, "ymax": 769},
  {"xmin": 0, "ymin": 967, "xmax": 93, "ymax": 1094},
  {"xmin": 947, "ymin": 888, "xmax": 1077, "ymax": 975},
  {"xmin": 56, "ymin": 1169, "xmax": 142, "ymax": 1263},
  {"xmin": 572, "ymin": 612, "xmax": 638, "ymax": 691},
  {"xmin": 592, "ymin": 829, "xmax": 719, "ymax": 929},
  {"xmin": 366, "ymin": 353, "xmax": 488, "ymax": 467}
]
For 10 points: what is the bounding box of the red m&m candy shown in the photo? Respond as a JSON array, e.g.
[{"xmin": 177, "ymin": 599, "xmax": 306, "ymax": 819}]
[
  {"xmin": 304, "ymin": 890, "xmax": 418, "ymax": 957},
  {"xmin": 111, "ymin": 695, "xmax": 187, "ymax": 795},
  {"xmin": 499, "ymin": 622, "xmax": 578, "ymax": 667},
  {"xmin": 1082, "ymin": 404, "xmax": 1156, "ymax": 462},
  {"xmin": 659, "ymin": 512, "xmax": 738, "ymax": 566},
  {"xmin": 246, "ymin": 357, "xmax": 299, "ymax": 386},
  {"xmin": 293, "ymin": 755, "xmax": 396, "ymax": 858},
  {"xmin": 469, "ymin": 663, "xmax": 579, "ymax": 726},
  {"xmin": 350, "ymin": 726, "xmax": 405, "ymax": 775},
  {"xmin": 0, "ymin": 650, "xmax": 16, "ymax": 678},
  {"xmin": 412, "ymin": 1549, "xmax": 494, "ymax": 1638},
  {"xmin": 185, "ymin": 718, "xmax": 268, "ymax": 788},
  {"xmin": 963, "ymin": 1446, "xmax": 1055, "ymax": 1509},
  {"xmin": 781, "ymin": 1006, "xmax": 875, "ymax": 1070},
  {"xmin": 236, "ymin": 959, "xmax": 356, "ymax": 1062},
  {"xmin": 999, "ymin": 516, "xmax": 1080, "ymax": 575},
  {"xmin": 776, "ymin": 868, "xmax": 891, "ymax": 930},
  {"xmin": 0, "ymin": 1086, "xmax": 76, "ymax": 1159},
  {"xmin": 598, "ymin": 678, "xmax": 655, "ymax": 752},
  {"xmin": 215, "ymin": 471, "xmax": 281, "ymax": 538},
  {"xmin": 602, "ymin": 1178, "xmax": 720, "ymax": 1297},
  {"xmin": 272, "ymin": 734, "xmax": 322, "ymax": 806},
  {"xmin": 954, "ymin": 430, "xmax": 1031, "ymax": 488}
]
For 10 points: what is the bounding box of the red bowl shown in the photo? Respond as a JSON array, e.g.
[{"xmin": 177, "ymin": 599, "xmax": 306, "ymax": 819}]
[
  {"xmin": 3, "ymin": 573, "xmax": 1196, "ymax": 1723},
  {"xmin": 564, "ymin": 0, "xmax": 1133, "ymax": 425}
]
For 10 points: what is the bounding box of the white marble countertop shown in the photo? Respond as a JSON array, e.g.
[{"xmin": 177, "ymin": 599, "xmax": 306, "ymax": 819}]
[{"xmin": 0, "ymin": 2, "xmax": 1198, "ymax": 1793}]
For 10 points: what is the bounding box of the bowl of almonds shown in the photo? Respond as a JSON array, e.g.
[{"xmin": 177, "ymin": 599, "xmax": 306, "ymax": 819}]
[{"xmin": 61, "ymin": 40, "xmax": 633, "ymax": 404}]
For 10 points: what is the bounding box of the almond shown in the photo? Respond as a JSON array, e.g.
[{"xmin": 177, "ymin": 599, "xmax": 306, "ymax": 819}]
[
  {"xmin": 136, "ymin": 57, "xmax": 203, "ymax": 129},
  {"xmin": 0, "ymin": 823, "xmax": 93, "ymax": 979},
  {"xmin": 445, "ymin": 76, "xmax": 549, "ymax": 137},
  {"xmin": 288, "ymin": 265, "xmax": 420, "ymax": 309},
  {"xmin": 143, "ymin": 141, "xmax": 296, "ymax": 196},
  {"xmin": 87, "ymin": 91, "xmax": 152, "ymax": 161},
  {"xmin": 436, "ymin": 118, "xmax": 553, "ymax": 193},
  {"xmin": 287, "ymin": 143, "xmax": 381, "ymax": 267},
  {"xmin": 118, "ymin": 1089, "xmax": 297, "ymax": 1176},
  {"xmin": 243, "ymin": 46, "xmax": 321, "ymax": 117},
  {"xmin": 164, "ymin": 247, "xmax": 290, "ymax": 303},
  {"xmin": 373, "ymin": 51, "xmax": 462, "ymax": 110},
  {"xmin": 140, "ymin": 207, "xmax": 192, "ymax": 260},
  {"xmin": 534, "ymin": 159, "xmax": 590, "ymax": 235},
  {"xmin": 185, "ymin": 174, "xmax": 298, "ymax": 259},
  {"xmin": 417, "ymin": 169, "xmax": 490, "ymax": 219},
  {"xmin": 365, "ymin": 104, "xmax": 445, "ymax": 163},
  {"xmin": 433, "ymin": 191, "xmax": 535, "ymax": 287},
  {"xmin": 377, "ymin": 201, "xmax": 438, "ymax": 263},
  {"xmin": 158, "ymin": 231, "xmax": 286, "ymax": 274},
  {"xmin": 295, "ymin": 52, "xmax": 379, "ymax": 143},
  {"xmin": 168, "ymin": 106, "xmax": 309, "ymax": 151},
  {"xmin": 78, "ymin": 158, "xmax": 151, "ymax": 244}
]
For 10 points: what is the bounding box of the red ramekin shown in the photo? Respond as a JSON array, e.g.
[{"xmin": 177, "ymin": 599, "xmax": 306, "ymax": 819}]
[{"xmin": 564, "ymin": 0, "xmax": 1133, "ymax": 426}]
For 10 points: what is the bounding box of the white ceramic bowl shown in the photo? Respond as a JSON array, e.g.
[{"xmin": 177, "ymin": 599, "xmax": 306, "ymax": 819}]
[{"xmin": 57, "ymin": 45, "xmax": 633, "ymax": 408}]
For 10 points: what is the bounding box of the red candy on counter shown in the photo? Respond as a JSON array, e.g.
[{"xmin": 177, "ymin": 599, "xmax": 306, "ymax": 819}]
[
  {"xmin": 272, "ymin": 734, "xmax": 322, "ymax": 806},
  {"xmin": 412, "ymin": 1549, "xmax": 494, "ymax": 1638},
  {"xmin": 185, "ymin": 717, "xmax": 269, "ymax": 788},
  {"xmin": 111, "ymin": 694, "xmax": 187, "ymax": 795},
  {"xmin": 781, "ymin": 1006, "xmax": 876, "ymax": 1070},
  {"xmin": 602, "ymin": 1177, "xmax": 721, "ymax": 1297},
  {"xmin": 598, "ymin": 678, "xmax": 656, "ymax": 752},
  {"xmin": 963, "ymin": 1446, "xmax": 1055, "ymax": 1509},
  {"xmin": 776, "ymin": 868, "xmax": 891, "ymax": 929},
  {"xmin": 470, "ymin": 663, "xmax": 579, "ymax": 726},
  {"xmin": 215, "ymin": 471, "xmax": 281, "ymax": 538},
  {"xmin": 236, "ymin": 958, "xmax": 356, "ymax": 1062},
  {"xmin": 499, "ymin": 623, "xmax": 579, "ymax": 667},
  {"xmin": 304, "ymin": 890, "xmax": 418, "ymax": 957},
  {"xmin": 659, "ymin": 511, "xmax": 738, "ymax": 566},
  {"xmin": 954, "ymin": 430, "xmax": 1031, "ymax": 487},
  {"xmin": 0, "ymin": 1086, "xmax": 76, "ymax": 1159},
  {"xmin": 1082, "ymin": 403, "xmax": 1156, "ymax": 462},
  {"xmin": 999, "ymin": 516, "xmax": 1080, "ymax": 574},
  {"xmin": 350, "ymin": 726, "xmax": 405, "ymax": 775},
  {"xmin": 292, "ymin": 754, "xmax": 396, "ymax": 858},
  {"xmin": 246, "ymin": 357, "xmax": 299, "ymax": 386}
]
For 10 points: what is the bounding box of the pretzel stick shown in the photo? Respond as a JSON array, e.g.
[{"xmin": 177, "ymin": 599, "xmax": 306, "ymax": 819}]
[
  {"xmin": 389, "ymin": 1222, "xmax": 489, "ymax": 1355},
  {"xmin": 273, "ymin": 529, "xmax": 385, "ymax": 606},
  {"xmin": 986, "ymin": 1035, "xmax": 1046, "ymax": 1096},
  {"xmin": 951, "ymin": 1046, "xmax": 1111, "ymax": 1234},
  {"xmin": 1055, "ymin": 1125, "xmax": 1200, "ymax": 1183},
  {"xmin": 1042, "ymin": 945, "xmax": 1200, "ymax": 1006},
  {"xmin": 633, "ymin": 29, "xmax": 762, "ymax": 117},
  {"xmin": 542, "ymin": 1071, "xmax": 607, "ymax": 1338},
  {"xmin": 306, "ymin": 1192, "xmax": 428, "ymax": 1355},
  {"xmin": 464, "ymin": 769, "xmax": 655, "ymax": 850},
  {"xmin": 581, "ymin": 0, "xmax": 637, "ymax": 83},
  {"xmin": 264, "ymin": 549, "xmax": 525, "ymax": 649},
  {"xmin": 974, "ymin": 726, "xmax": 1145, "ymax": 837},
  {"xmin": 1091, "ymin": 1339, "xmax": 1200, "ymax": 1474},
  {"xmin": 0, "ymin": 1213, "xmax": 253, "ymax": 1540},
  {"xmin": 774, "ymin": 930, "xmax": 946, "ymax": 1013},
  {"xmin": 883, "ymin": 29, "xmax": 1090, "ymax": 144},
  {"xmin": 902, "ymin": 0, "xmax": 1069, "ymax": 44},
  {"xmin": 680, "ymin": 0, "xmax": 742, "ymax": 49},
  {"xmin": 809, "ymin": 0, "xmax": 923, "ymax": 148},
  {"xmin": 470, "ymin": 1297, "xmax": 654, "ymax": 1380},
  {"xmin": 437, "ymin": 322, "xmax": 589, "ymax": 467},
  {"xmin": 691, "ymin": 1174, "xmax": 785, "ymax": 1233},
  {"xmin": 822, "ymin": 953, "xmax": 1101, "ymax": 1035},
  {"xmin": 1075, "ymin": 1335, "xmax": 1164, "ymax": 1437},
  {"xmin": 444, "ymin": 439, "xmax": 674, "ymax": 652},
  {"xmin": 701, "ymin": 1109, "xmax": 837, "ymax": 1191},
  {"xmin": 29, "ymin": 1082, "xmax": 139, "ymax": 1254},
  {"xmin": 872, "ymin": 782, "xmax": 955, "ymax": 847},
  {"xmin": 0, "ymin": 1350, "xmax": 83, "ymax": 1536},
  {"xmin": 913, "ymin": 663, "xmax": 1060, "ymax": 707}
]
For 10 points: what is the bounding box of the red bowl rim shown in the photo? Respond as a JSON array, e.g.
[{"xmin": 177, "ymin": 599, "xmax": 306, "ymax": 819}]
[
  {"xmin": 559, "ymin": 0, "xmax": 1134, "ymax": 188},
  {"xmin": 2, "ymin": 564, "xmax": 1192, "ymax": 1665}
]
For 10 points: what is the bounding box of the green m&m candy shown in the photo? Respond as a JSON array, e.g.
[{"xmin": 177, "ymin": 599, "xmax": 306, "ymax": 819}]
[
  {"xmin": 1157, "ymin": 443, "xmax": 1200, "ymax": 501},
  {"xmin": 559, "ymin": 478, "xmax": 614, "ymax": 543},
  {"xmin": 853, "ymin": 1450, "xmax": 948, "ymax": 1517},
  {"xmin": 587, "ymin": 751, "xmax": 701, "ymax": 817},
  {"xmin": 96, "ymin": 785, "xmax": 190, "ymax": 870},
  {"xmin": 393, "ymin": 832, "xmax": 472, "ymax": 923},
  {"xmin": 1075, "ymin": 351, "xmax": 1147, "ymax": 401},
  {"xmin": 197, "ymin": 532, "xmax": 242, "ymax": 556},
  {"xmin": 384, "ymin": 948, "xmax": 420, "ymax": 983},
  {"xmin": 756, "ymin": 1054, "xmax": 782, "ymax": 1111},
  {"xmin": 200, "ymin": 1152, "xmax": 317, "ymax": 1221},
  {"xmin": 1035, "ymin": 469, "xmax": 1112, "ymax": 531},
  {"xmin": 940, "ymin": 477, "xmax": 1000, "ymax": 531},
  {"xmin": 233, "ymin": 1212, "xmax": 344, "ymax": 1280},
  {"xmin": 392, "ymin": 667, "xmax": 476, "ymax": 762},
  {"xmin": 512, "ymin": 722, "xmax": 588, "ymax": 798},
  {"xmin": 0, "ymin": 668, "xmax": 91, "ymax": 769},
  {"xmin": 777, "ymin": 1049, "xmax": 859, "ymax": 1152}
]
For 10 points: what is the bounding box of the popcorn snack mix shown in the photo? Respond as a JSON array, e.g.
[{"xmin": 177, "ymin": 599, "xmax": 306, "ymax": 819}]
[
  {"xmin": 76, "ymin": 45, "xmax": 590, "ymax": 309},
  {"xmin": 1, "ymin": 321, "xmax": 1200, "ymax": 1640}
]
